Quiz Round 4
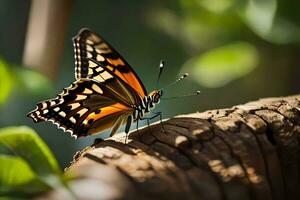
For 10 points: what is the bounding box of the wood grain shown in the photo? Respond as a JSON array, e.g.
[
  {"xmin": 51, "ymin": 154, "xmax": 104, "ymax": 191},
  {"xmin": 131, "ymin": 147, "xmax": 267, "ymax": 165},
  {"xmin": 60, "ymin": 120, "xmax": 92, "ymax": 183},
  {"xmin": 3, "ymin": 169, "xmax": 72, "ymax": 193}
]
[{"xmin": 38, "ymin": 95, "xmax": 300, "ymax": 200}]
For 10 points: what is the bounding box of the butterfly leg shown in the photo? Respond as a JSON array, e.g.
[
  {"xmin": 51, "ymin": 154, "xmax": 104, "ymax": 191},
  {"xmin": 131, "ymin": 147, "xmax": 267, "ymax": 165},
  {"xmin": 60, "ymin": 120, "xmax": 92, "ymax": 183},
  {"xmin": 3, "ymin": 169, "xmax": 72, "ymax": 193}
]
[
  {"xmin": 158, "ymin": 112, "xmax": 166, "ymax": 133},
  {"xmin": 138, "ymin": 117, "xmax": 152, "ymax": 131},
  {"xmin": 146, "ymin": 117, "xmax": 154, "ymax": 133},
  {"xmin": 152, "ymin": 112, "xmax": 166, "ymax": 133},
  {"xmin": 124, "ymin": 115, "xmax": 132, "ymax": 144},
  {"xmin": 136, "ymin": 118, "xmax": 139, "ymax": 131},
  {"xmin": 140, "ymin": 112, "xmax": 166, "ymax": 133},
  {"xmin": 146, "ymin": 117, "xmax": 152, "ymax": 131},
  {"xmin": 136, "ymin": 118, "xmax": 141, "ymax": 137}
]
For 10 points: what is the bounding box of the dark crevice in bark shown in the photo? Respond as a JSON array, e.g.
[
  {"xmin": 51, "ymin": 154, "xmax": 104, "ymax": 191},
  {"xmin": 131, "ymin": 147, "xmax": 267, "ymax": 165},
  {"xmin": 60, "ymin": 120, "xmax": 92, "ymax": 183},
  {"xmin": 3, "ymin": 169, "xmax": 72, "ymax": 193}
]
[
  {"xmin": 251, "ymin": 112, "xmax": 288, "ymax": 199},
  {"xmin": 84, "ymin": 153, "xmax": 107, "ymax": 164},
  {"xmin": 266, "ymin": 126, "xmax": 277, "ymax": 145},
  {"xmin": 251, "ymin": 112, "xmax": 276, "ymax": 145},
  {"xmin": 233, "ymin": 112, "xmax": 275, "ymax": 200}
]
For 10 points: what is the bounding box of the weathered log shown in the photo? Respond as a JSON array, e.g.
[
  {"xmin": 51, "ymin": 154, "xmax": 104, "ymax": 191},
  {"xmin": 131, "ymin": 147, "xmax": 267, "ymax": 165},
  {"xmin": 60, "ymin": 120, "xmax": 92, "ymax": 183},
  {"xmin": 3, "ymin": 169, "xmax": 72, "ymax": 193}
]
[{"xmin": 39, "ymin": 95, "xmax": 300, "ymax": 200}]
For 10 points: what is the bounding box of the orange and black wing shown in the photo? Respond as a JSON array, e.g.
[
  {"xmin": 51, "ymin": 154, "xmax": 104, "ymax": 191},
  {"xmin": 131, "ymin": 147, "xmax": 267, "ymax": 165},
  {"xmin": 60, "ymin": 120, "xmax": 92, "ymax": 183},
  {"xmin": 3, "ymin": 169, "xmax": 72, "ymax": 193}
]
[
  {"xmin": 73, "ymin": 28, "xmax": 147, "ymax": 98},
  {"xmin": 27, "ymin": 79, "xmax": 132, "ymax": 138}
]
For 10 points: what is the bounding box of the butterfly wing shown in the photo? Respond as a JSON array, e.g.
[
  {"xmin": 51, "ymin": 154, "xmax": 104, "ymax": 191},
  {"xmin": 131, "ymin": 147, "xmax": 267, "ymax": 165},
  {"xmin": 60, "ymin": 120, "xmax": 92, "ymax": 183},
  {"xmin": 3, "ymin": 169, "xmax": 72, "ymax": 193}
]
[
  {"xmin": 27, "ymin": 29, "xmax": 147, "ymax": 138},
  {"xmin": 73, "ymin": 28, "xmax": 147, "ymax": 98},
  {"xmin": 27, "ymin": 79, "xmax": 132, "ymax": 138},
  {"xmin": 83, "ymin": 58, "xmax": 141, "ymax": 105}
]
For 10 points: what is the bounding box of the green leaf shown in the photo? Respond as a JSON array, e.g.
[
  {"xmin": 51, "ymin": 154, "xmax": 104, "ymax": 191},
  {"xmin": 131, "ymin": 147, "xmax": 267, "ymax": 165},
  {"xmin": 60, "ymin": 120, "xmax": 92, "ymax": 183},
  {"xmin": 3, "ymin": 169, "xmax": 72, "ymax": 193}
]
[
  {"xmin": 183, "ymin": 42, "xmax": 259, "ymax": 87},
  {"xmin": 197, "ymin": 0, "xmax": 236, "ymax": 14},
  {"xmin": 13, "ymin": 67, "xmax": 54, "ymax": 97},
  {"xmin": 240, "ymin": 0, "xmax": 277, "ymax": 37},
  {"xmin": 0, "ymin": 126, "xmax": 62, "ymax": 190},
  {"xmin": 0, "ymin": 58, "xmax": 13, "ymax": 105},
  {"xmin": 0, "ymin": 155, "xmax": 36, "ymax": 186},
  {"xmin": 0, "ymin": 155, "xmax": 49, "ymax": 197}
]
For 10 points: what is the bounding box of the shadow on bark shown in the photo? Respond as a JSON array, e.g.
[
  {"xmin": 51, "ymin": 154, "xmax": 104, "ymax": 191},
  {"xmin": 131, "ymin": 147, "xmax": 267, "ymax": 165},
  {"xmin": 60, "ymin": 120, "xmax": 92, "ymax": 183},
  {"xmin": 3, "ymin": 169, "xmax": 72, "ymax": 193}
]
[{"xmin": 37, "ymin": 95, "xmax": 300, "ymax": 200}]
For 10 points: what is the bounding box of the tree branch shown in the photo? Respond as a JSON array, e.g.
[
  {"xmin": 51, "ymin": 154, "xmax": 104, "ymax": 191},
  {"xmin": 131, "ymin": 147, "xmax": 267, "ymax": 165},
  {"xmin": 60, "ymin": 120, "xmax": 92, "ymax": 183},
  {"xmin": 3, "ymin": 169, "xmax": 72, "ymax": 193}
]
[
  {"xmin": 38, "ymin": 95, "xmax": 300, "ymax": 200},
  {"xmin": 23, "ymin": 0, "xmax": 73, "ymax": 80}
]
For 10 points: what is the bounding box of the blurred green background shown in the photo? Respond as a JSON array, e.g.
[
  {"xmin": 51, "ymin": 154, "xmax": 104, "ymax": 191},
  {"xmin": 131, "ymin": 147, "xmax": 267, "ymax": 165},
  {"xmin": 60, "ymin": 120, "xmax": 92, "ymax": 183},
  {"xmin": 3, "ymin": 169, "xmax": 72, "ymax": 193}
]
[{"xmin": 0, "ymin": 0, "xmax": 299, "ymax": 168}]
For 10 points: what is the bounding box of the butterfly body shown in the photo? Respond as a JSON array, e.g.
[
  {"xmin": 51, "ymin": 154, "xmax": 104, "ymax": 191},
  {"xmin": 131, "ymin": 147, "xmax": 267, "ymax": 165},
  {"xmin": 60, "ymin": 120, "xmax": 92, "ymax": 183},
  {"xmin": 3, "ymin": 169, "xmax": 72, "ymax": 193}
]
[
  {"xmin": 132, "ymin": 90, "xmax": 162, "ymax": 121},
  {"xmin": 27, "ymin": 28, "xmax": 163, "ymax": 139}
]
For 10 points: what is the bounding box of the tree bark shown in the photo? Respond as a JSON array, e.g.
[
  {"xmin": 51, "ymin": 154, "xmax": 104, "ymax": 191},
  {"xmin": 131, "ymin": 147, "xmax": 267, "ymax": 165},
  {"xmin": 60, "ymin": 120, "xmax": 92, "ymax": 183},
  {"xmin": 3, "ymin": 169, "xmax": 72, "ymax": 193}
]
[{"xmin": 39, "ymin": 95, "xmax": 300, "ymax": 200}]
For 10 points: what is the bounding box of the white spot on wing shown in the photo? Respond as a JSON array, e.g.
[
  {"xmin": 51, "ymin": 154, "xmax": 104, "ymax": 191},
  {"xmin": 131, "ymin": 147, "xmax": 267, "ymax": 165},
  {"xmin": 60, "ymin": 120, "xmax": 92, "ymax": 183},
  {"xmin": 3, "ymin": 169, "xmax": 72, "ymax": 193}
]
[
  {"xmin": 59, "ymin": 111, "xmax": 66, "ymax": 117},
  {"xmin": 95, "ymin": 67, "xmax": 104, "ymax": 72},
  {"xmin": 88, "ymin": 68, "xmax": 93, "ymax": 75},
  {"xmin": 96, "ymin": 54, "xmax": 105, "ymax": 61},
  {"xmin": 69, "ymin": 103, "xmax": 81, "ymax": 110},
  {"xmin": 71, "ymin": 134, "xmax": 78, "ymax": 139},
  {"xmin": 78, "ymin": 108, "xmax": 88, "ymax": 116},
  {"xmin": 95, "ymin": 48, "xmax": 111, "ymax": 54},
  {"xmin": 101, "ymin": 71, "xmax": 113, "ymax": 80},
  {"xmin": 86, "ymin": 45, "xmax": 93, "ymax": 52},
  {"xmin": 86, "ymin": 39, "xmax": 94, "ymax": 45},
  {"xmin": 70, "ymin": 117, "xmax": 76, "ymax": 123},
  {"xmin": 92, "ymin": 84, "xmax": 103, "ymax": 94},
  {"xmin": 88, "ymin": 60, "xmax": 98, "ymax": 68},
  {"xmin": 93, "ymin": 76, "xmax": 105, "ymax": 82},
  {"xmin": 96, "ymin": 43, "xmax": 109, "ymax": 49},
  {"xmin": 86, "ymin": 52, "xmax": 93, "ymax": 58},
  {"xmin": 75, "ymin": 95, "xmax": 87, "ymax": 100},
  {"xmin": 83, "ymin": 88, "xmax": 93, "ymax": 94},
  {"xmin": 65, "ymin": 129, "xmax": 73, "ymax": 134},
  {"xmin": 42, "ymin": 102, "xmax": 47, "ymax": 109}
]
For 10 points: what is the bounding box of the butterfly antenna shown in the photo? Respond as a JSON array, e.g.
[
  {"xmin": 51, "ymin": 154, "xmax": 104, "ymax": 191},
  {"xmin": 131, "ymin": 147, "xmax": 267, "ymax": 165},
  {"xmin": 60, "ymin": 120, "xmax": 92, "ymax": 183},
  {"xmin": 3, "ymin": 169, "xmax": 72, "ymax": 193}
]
[
  {"xmin": 156, "ymin": 60, "xmax": 165, "ymax": 88},
  {"xmin": 160, "ymin": 73, "xmax": 189, "ymax": 91},
  {"xmin": 161, "ymin": 90, "xmax": 201, "ymax": 100}
]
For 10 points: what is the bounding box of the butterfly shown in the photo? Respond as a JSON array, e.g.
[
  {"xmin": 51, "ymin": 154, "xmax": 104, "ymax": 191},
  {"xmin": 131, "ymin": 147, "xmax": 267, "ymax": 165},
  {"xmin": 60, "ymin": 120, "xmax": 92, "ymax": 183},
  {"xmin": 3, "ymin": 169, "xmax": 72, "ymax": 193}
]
[{"xmin": 27, "ymin": 28, "xmax": 165, "ymax": 139}]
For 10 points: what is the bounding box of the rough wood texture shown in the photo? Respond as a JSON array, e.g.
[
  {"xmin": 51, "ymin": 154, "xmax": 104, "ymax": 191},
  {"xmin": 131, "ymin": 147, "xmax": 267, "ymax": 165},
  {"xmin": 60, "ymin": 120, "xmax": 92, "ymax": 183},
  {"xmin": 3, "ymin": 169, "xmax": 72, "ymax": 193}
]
[{"xmin": 41, "ymin": 95, "xmax": 300, "ymax": 200}]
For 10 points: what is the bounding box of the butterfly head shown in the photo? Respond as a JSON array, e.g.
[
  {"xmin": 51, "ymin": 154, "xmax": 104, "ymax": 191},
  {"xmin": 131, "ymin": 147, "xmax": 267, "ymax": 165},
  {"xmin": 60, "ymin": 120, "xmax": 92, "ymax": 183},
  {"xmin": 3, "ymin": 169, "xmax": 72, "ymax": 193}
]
[{"xmin": 149, "ymin": 90, "xmax": 163, "ymax": 104}]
